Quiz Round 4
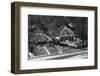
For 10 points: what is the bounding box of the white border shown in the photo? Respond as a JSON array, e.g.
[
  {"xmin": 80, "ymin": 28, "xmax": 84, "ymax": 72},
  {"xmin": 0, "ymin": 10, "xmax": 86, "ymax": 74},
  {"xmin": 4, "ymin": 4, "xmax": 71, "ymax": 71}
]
[{"xmin": 20, "ymin": 6, "xmax": 95, "ymax": 70}]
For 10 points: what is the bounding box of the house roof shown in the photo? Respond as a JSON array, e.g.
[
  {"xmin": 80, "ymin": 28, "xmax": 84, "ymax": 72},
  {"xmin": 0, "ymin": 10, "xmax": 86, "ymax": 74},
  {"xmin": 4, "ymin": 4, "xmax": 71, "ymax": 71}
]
[{"xmin": 58, "ymin": 25, "xmax": 75, "ymax": 37}]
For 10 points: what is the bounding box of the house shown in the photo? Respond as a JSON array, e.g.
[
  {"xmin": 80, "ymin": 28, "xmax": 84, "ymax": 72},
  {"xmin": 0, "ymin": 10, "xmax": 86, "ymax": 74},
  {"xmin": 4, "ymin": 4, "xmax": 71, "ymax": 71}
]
[{"xmin": 56, "ymin": 25, "xmax": 82, "ymax": 48}]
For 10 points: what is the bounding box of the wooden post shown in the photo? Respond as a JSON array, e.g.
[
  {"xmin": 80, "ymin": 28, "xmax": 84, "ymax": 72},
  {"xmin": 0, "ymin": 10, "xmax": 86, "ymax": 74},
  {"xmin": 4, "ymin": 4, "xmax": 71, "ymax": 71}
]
[
  {"xmin": 43, "ymin": 46, "xmax": 51, "ymax": 55},
  {"xmin": 55, "ymin": 45, "xmax": 63, "ymax": 54}
]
